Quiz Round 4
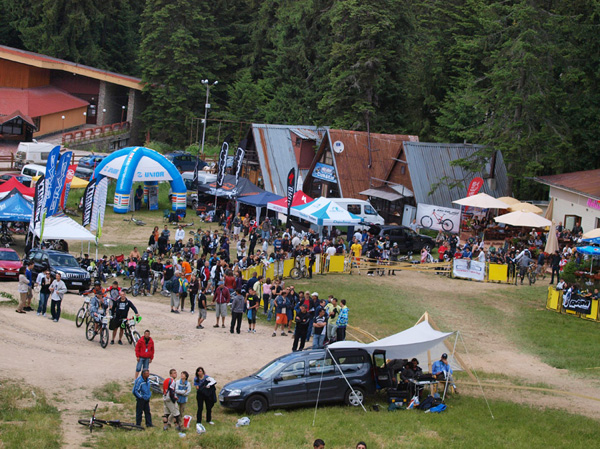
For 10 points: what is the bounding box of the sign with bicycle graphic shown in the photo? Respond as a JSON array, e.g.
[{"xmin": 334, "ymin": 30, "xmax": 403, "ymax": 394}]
[{"xmin": 416, "ymin": 204, "xmax": 461, "ymax": 234}]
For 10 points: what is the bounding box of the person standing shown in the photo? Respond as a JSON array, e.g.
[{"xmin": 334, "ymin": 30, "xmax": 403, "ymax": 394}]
[
  {"xmin": 16, "ymin": 267, "xmax": 28, "ymax": 314},
  {"xmin": 246, "ymin": 287, "xmax": 259, "ymax": 333},
  {"xmin": 175, "ymin": 225, "xmax": 185, "ymax": 243},
  {"xmin": 162, "ymin": 369, "xmax": 182, "ymax": 431},
  {"xmin": 325, "ymin": 298, "xmax": 340, "ymax": 343},
  {"xmin": 24, "ymin": 261, "xmax": 34, "ymax": 311},
  {"xmin": 135, "ymin": 330, "xmax": 154, "ymax": 379},
  {"xmin": 36, "ymin": 269, "xmax": 52, "ymax": 316},
  {"xmin": 196, "ymin": 287, "xmax": 208, "ymax": 329},
  {"xmin": 550, "ymin": 250, "xmax": 561, "ymax": 285},
  {"xmin": 135, "ymin": 185, "xmax": 143, "ymax": 211},
  {"xmin": 336, "ymin": 299, "xmax": 348, "ymax": 342},
  {"xmin": 110, "ymin": 290, "xmax": 139, "ymax": 345},
  {"xmin": 132, "ymin": 369, "xmax": 153, "ymax": 428},
  {"xmin": 230, "ymin": 288, "xmax": 245, "ymax": 334},
  {"xmin": 188, "ymin": 274, "xmax": 200, "ymax": 314},
  {"xmin": 49, "ymin": 273, "xmax": 67, "ymax": 322},
  {"xmin": 272, "ymin": 288, "xmax": 290, "ymax": 337},
  {"xmin": 167, "ymin": 271, "xmax": 182, "ymax": 314},
  {"xmin": 212, "ymin": 280, "xmax": 230, "ymax": 328},
  {"xmin": 194, "ymin": 367, "xmax": 217, "ymax": 426},
  {"xmin": 175, "ymin": 371, "xmax": 192, "ymax": 416},
  {"xmin": 312, "ymin": 308, "xmax": 327, "ymax": 349},
  {"xmin": 292, "ymin": 304, "xmax": 310, "ymax": 352}
]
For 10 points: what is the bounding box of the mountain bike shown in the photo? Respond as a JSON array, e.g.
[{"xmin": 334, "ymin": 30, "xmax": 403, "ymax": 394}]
[
  {"xmin": 123, "ymin": 215, "xmax": 146, "ymax": 226},
  {"xmin": 527, "ymin": 264, "xmax": 537, "ymax": 285},
  {"xmin": 151, "ymin": 270, "xmax": 163, "ymax": 295},
  {"xmin": 122, "ymin": 315, "xmax": 142, "ymax": 346},
  {"xmin": 289, "ymin": 256, "xmax": 308, "ymax": 280},
  {"xmin": 78, "ymin": 404, "xmax": 144, "ymax": 432},
  {"xmin": 75, "ymin": 295, "xmax": 91, "ymax": 328},
  {"xmin": 420, "ymin": 211, "xmax": 454, "ymax": 232},
  {"xmin": 86, "ymin": 311, "xmax": 111, "ymax": 348}
]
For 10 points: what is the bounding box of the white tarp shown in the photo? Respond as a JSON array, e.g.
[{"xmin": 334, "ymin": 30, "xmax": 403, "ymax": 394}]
[
  {"xmin": 329, "ymin": 321, "xmax": 454, "ymax": 361},
  {"xmin": 291, "ymin": 197, "xmax": 362, "ymax": 226},
  {"xmin": 416, "ymin": 203, "xmax": 461, "ymax": 234},
  {"xmin": 99, "ymin": 155, "xmax": 173, "ymax": 181},
  {"xmin": 34, "ymin": 215, "xmax": 96, "ymax": 242},
  {"xmin": 452, "ymin": 259, "xmax": 486, "ymax": 281}
]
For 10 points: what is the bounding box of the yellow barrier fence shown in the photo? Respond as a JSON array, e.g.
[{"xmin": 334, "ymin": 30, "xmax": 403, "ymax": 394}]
[{"xmin": 546, "ymin": 286, "xmax": 599, "ymax": 322}]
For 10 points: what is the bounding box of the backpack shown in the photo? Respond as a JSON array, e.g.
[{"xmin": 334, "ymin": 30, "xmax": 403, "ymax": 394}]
[
  {"xmin": 427, "ymin": 404, "xmax": 447, "ymax": 413},
  {"xmin": 418, "ymin": 395, "xmax": 435, "ymax": 411}
]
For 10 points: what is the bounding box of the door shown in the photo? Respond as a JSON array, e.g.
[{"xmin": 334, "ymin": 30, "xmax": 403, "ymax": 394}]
[
  {"xmin": 372, "ymin": 350, "xmax": 394, "ymax": 388},
  {"xmin": 305, "ymin": 356, "xmax": 343, "ymax": 402},
  {"xmin": 271, "ymin": 361, "xmax": 307, "ymax": 406}
]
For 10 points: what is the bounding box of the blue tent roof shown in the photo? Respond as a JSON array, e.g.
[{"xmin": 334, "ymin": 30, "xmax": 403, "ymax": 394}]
[
  {"xmin": 0, "ymin": 188, "xmax": 33, "ymax": 222},
  {"xmin": 238, "ymin": 191, "xmax": 283, "ymax": 207},
  {"xmin": 576, "ymin": 246, "xmax": 600, "ymax": 256}
]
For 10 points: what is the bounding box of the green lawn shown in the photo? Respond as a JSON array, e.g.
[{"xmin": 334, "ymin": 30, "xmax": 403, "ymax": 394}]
[{"xmin": 84, "ymin": 380, "xmax": 599, "ymax": 449}]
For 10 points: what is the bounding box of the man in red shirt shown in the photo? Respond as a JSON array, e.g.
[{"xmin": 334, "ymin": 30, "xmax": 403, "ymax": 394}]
[
  {"xmin": 134, "ymin": 329, "xmax": 154, "ymax": 379},
  {"xmin": 212, "ymin": 280, "xmax": 230, "ymax": 328}
]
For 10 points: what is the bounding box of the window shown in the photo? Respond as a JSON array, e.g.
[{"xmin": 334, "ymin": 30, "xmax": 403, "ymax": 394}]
[
  {"xmin": 347, "ymin": 204, "xmax": 361, "ymax": 215},
  {"xmin": 309, "ymin": 358, "xmax": 334, "ymax": 376},
  {"xmin": 364, "ymin": 205, "xmax": 377, "ymax": 215},
  {"xmin": 40, "ymin": 152, "xmax": 50, "ymax": 161},
  {"xmin": 280, "ymin": 361, "xmax": 305, "ymax": 380},
  {"xmin": 23, "ymin": 168, "xmax": 39, "ymax": 177},
  {"xmin": 564, "ymin": 215, "xmax": 582, "ymax": 232},
  {"xmin": 335, "ymin": 355, "xmax": 365, "ymax": 373}
]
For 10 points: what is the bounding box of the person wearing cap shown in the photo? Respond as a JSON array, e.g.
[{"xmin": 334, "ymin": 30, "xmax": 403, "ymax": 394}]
[
  {"xmin": 389, "ymin": 242, "xmax": 400, "ymax": 275},
  {"xmin": 432, "ymin": 353, "xmax": 458, "ymax": 393},
  {"xmin": 212, "ymin": 280, "xmax": 230, "ymax": 328},
  {"xmin": 272, "ymin": 288, "xmax": 290, "ymax": 337},
  {"xmin": 292, "ymin": 304, "xmax": 310, "ymax": 351},
  {"xmin": 246, "ymin": 287, "xmax": 260, "ymax": 333}
]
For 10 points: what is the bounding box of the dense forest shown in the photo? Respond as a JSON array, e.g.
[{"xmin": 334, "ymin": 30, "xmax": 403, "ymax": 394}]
[{"xmin": 2, "ymin": 0, "xmax": 600, "ymax": 197}]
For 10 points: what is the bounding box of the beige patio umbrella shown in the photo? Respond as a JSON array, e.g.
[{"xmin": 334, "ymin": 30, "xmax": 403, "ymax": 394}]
[
  {"xmin": 582, "ymin": 228, "xmax": 600, "ymax": 239},
  {"xmin": 497, "ymin": 196, "xmax": 520, "ymax": 206},
  {"xmin": 494, "ymin": 210, "xmax": 552, "ymax": 228},
  {"xmin": 508, "ymin": 202, "xmax": 543, "ymax": 214},
  {"xmin": 453, "ymin": 192, "xmax": 511, "ymax": 209},
  {"xmin": 545, "ymin": 220, "xmax": 559, "ymax": 254},
  {"xmin": 544, "ymin": 198, "xmax": 554, "ymax": 220}
]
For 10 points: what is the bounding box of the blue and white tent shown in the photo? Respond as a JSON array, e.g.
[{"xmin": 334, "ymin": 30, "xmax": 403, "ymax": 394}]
[
  {"xmin": 291, "ymin": 197, "xmax": 362, "ymax": 226},
  {"xmin": 0, "ymin": 188, "xmax": 33, "ymax": 222}
]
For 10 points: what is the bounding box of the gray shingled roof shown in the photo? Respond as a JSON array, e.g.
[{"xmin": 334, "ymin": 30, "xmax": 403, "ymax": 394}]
[{"xmin": 403, "ymin": 142, "xmax": 509, "ymax": 208}]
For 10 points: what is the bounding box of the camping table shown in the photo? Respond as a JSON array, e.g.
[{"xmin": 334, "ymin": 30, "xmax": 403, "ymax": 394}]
[{"xmin": 408, "ymin": 379, "xmax": 438, "ymax": 398}]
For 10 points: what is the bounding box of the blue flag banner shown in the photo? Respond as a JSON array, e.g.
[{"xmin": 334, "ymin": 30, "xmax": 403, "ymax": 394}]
[
  {"xmin": 44, "ymin": 145, "xmax": 61, "ymax": 209},
  {"xmin": 47, "ymin": 151, "xmax": 72, "ymax": 217}
]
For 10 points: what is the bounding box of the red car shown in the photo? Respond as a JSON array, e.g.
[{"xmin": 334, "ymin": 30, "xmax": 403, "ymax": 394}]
[
  {"xmin": 0, "ymin": 248, "xmax": 22, "ymax": 279},
  {"xmin": 0, "ymin": 172, "xmax": 28, "ymax": 185}
]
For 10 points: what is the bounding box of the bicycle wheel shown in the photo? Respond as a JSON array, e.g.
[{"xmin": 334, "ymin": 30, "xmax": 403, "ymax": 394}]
[
  {"xmin": 152, "ymin": 280, "xmax": 158, "ymax": 295},
  {"xmin": 132, "ymin": 331, "xmax": 141, "ymax": 346},
  {"xmin": 78, "ymin": 419, "xmax": 103, "ymax": 429},
  {"xmin": 441, "ymin": 219, "xmax": 454, "ymax": 232},
  {"xmin": 132, "ymin": 284, "xmax": 139, "ymax": 297},
  {"xmin": 86, "ymin": 320, "xmax": 96, "ymax": 341},
  {"xmin": 289, "ymin": 267, "xmax": 301, "ymax": 280},
  {"xmin": 420, "ymin": 216, "xmax": 433, "ymax": 229},
  {"xmin": 118, "ymin": 423, "xmax": 145, "ymax": 431},
  {"xmin": 76, "ymin": 307, "xmax": 86, "ymax": 328},
  {"xmin": 125, "ymin": 328, "xmax": 133, "ymax": 345},
  {"xmin": 100, "ymin": 328, "xmax": 109, "ymax": 348},
  {"xmin": 529, "ymin": 272, "xmax": 536, "ymax": 285}
]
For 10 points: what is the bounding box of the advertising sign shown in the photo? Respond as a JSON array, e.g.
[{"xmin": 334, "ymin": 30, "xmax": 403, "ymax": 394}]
[
  {"xmin": 416, "ymin": 203, "xmax": 461, "ymax": 234},
  {"xmin": 148, "ymin": 185, "xmax": 159, "ymax": 211},
  {"xmin": 286, "ymin": 168, "xmax": 295, "ymax": 218},
  {"xmin": 312, "ymin": 162, "xmax": 337, "ymax": 183},
  {"xmin": 467, "ymin": 177, "xmax": 484, "ymax": 197},
  {"xmin": 562, "ymin": 290, "xmax": 593, "ymax": 314},
  {"xmin": 452, "ymin": 259, "xmax": 486, "ymax": 281}
]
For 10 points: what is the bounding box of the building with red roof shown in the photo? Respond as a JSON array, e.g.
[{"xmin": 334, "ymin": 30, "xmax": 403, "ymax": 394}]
[{"xmin": 0, "ymin": 44, "xmax": 144, "ymax": 144}]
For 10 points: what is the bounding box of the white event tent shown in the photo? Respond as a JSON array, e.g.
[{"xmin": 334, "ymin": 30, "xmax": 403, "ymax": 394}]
[
  {"xmin": 291, "ymin": 197, "xmax": 362, "ymax": 226},
  {"xmin": 33, "ymin": 215, "xmax": 96, "ymax": 242}
]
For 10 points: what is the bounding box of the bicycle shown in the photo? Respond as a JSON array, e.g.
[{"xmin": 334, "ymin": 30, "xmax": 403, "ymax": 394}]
[
  {"xmin": 86, "ymin": 311, "xmax": 111, "ymax": 348},
  {"xmin": 123, "ymin": 215, "xmax": 146, "ymax": 226},
  {"xmin": 75, "ymin": 295, "xmax": 91, "ymax": 328},
  {"xmin": 420, "ymin": 211, "xmax": 454, "ymax": 232},
  {"xmin": 527, "ymin": 264, "xmax": 537, "ymax": 285},
  {"xmin": 122, "ymin": 315, "xmax": 142, "ymax": 346},
  {"xmin": 78, "ymin": 404, "xmax": 144, "ymax": 432},
  {"xmin": 151, "ymin": 270, "xmax": 163, "ymax": 295},
  {"xmin": 289, "ymin": 256, "xmax": 308, "ymax": 280}
]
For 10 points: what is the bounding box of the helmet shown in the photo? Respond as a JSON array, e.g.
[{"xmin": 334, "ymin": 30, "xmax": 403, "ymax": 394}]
[{"xmin": 94, "ymin": 281, "xmax": 101, "ymax": 286}]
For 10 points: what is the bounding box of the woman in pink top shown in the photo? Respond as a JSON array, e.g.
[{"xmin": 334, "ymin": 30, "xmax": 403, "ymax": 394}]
[{"xmin": 262, "ymin": 278, "xmax": 272, "ymax": 315}]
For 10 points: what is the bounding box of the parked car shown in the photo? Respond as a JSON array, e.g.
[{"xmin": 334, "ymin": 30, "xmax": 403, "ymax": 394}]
[
  {"xmin": 0, "ymin": 248, "xmax": 22, "ymax": 279},
  {"xmin": 75, "ymin": 154, "xmax": 107, "ymax": 180},
  {"xmin": 165, "ymin": 152, "xmax": 207, "ymax": 172},
  {"xmin": 378, "ymin": 225, "xmax": 435, "ymax": 253},
  {"xmin": 26, "ymin": 248, "xmax": 90, "ymax": 291},
  {"xmin": 14, "ymin": 142, "xmax": 54, "ymax": 170},
  {"xmin": 20, "ymin": 164, "xmax": 46, "ymax": 187},
  {"xmin": 219, "ymin": 348, "xmax": 376, "ymax": 414},
  {"xmin": 0, "ymin": 172, "xmax": 28, "ymax": 185}
]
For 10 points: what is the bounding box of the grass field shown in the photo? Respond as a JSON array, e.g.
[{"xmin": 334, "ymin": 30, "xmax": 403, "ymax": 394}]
[
  {"xmin": 77, "ymin": 379, "xmax": 600, "ymax": 449},
  {"xmin": 0, "ymin": 381, "xmax": 62, "ymax": 449}
]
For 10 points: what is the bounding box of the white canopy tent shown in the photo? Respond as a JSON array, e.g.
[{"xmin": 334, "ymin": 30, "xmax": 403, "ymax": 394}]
[
  {"xmin": 291, "ymin": 197, "xmax": 362, "ymax": 226},
  {"xmin": 329, "ymin": 321, "xmax": 461, "ymax": 372},
  {"xmin": 33, "ymin": 215, "xmax": 96, "ymax": 242}
]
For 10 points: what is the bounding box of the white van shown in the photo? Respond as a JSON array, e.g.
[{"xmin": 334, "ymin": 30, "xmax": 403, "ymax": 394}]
[
  {"xmin": 20, "ymin": 164, "xmax": 46, "ymax": 186},
  {"xmin": 15, "ymin": 142, "xmax": 55, "ymax": 169},
  {"xmin": 333, "ymin": 198, "xmax": 385, "ymax": 229}
]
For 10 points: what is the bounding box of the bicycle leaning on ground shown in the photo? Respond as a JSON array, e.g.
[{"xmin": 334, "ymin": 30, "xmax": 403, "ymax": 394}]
[{"xmin": 78, "ymin": 404, "xmax": 144, "ymax": 432}]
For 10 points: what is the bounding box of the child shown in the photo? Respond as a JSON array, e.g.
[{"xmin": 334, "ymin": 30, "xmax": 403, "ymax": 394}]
[{"xmin": 175, "ymin": 371, "xmax": 191, "ymax": 416}]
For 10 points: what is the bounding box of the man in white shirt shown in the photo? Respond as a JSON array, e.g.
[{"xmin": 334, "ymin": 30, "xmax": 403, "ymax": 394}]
[{"xmin": 175, "ymin": 225, "xmax": 185, "ymax": 242}]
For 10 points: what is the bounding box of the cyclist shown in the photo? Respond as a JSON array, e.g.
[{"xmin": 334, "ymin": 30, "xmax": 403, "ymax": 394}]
[
  {"xmin": 89, "ymin": 291, "xmax": 109, "ymax": 333},
  {"xmin": 106, "ymin": 280, "xmax": 122, "ymax": 307},
  {"xmin": 517, "ymin": 250, "xmax": 534, "ymax": 285},
  {"xmin": 110, "ymin": 290, "xmax": 140, "ymax": 345},
  {"xmin": 84, "ymin": 281, "xmax": 105, "ymax": 297},
  {"xmin": 135, "ymin": 253, "xmax": 151, "ymax": 296}
]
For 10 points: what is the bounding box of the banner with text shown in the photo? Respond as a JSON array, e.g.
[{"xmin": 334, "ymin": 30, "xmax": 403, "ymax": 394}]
[
  {"xmin": 453, "ymin": 259, "xmax": 486, "ymax": 281},
  {"xmin": 416, "ymin": 203, "xmax": 461, "ymax": 234},
  {"xmin": 562, "ymin": 290, "xmax": 593, "ymax": 314}
]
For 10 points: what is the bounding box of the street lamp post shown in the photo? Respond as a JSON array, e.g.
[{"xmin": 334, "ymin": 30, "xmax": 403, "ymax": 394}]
[
  {"xmin": 121, "ymin": 105, "xmax": 126, "ymax": 123},
  {"xmin": 200, "ymin": 79, "xmax": 218, "ymax": 156},
  {"xmin": 61, "ymin": 115, "xmax": 66, "ymax": 134}
]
